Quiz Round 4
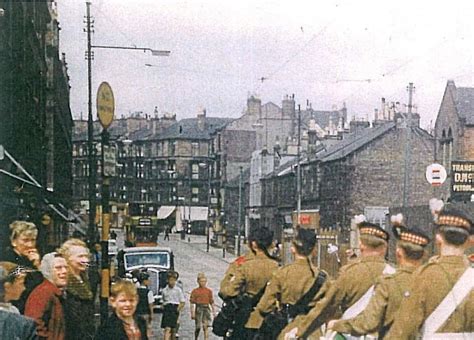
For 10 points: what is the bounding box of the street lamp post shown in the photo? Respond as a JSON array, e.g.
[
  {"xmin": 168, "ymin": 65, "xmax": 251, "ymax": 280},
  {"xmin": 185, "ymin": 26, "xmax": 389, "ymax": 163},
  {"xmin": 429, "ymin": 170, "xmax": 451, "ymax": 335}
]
[
  {"xmin": 84, "ymin": 1, "xmax": 170, "ymax": 246},
  {"xmin": 199, "ymin": 162, "xmax": 212, "ymax": 252},
  {"xmin": 237, "ymin": 166, "xmax": 243, "ymax": 256}
]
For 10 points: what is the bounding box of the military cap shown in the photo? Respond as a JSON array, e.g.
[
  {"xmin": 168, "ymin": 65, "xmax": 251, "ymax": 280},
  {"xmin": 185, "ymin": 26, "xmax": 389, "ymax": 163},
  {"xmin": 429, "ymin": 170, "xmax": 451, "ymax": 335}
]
[
  {"xmin": 436, "ymin": 207, "xmax": 473, "ymax": 234},
  {"xmin": 392, "ymin": 225, "xmax": 430, "ymax": 246},
  {"xmin": 358, "ymin": 222, "xmax": 389, "ymax": 241}
]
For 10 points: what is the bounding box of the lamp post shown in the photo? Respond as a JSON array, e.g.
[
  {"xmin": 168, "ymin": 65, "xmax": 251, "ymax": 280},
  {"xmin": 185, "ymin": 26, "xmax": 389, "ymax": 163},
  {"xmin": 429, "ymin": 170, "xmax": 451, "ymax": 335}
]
[
  {"xmin": 199, "ymin": 162, "xmax": 212, "ymax": 252},
  {"xmin": 84, "ymin": 1, "xmax": 170, "ymax": 245},
  {"xmin": 237, "ymin": 166, "xmax": 243, "ymax": 256}
]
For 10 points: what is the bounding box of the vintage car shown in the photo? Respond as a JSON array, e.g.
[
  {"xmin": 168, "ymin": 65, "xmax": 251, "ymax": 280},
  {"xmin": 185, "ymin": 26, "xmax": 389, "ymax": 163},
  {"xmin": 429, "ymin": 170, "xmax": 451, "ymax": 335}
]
[{"xmin": 117, "ymin": 246, "xmax": 174, "ymax": 309}]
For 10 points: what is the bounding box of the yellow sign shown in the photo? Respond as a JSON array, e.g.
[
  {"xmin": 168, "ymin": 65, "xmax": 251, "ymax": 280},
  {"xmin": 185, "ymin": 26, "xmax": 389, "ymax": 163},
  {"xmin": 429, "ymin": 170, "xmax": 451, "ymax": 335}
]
[{"xmin": 96, "ymin": 82, "xmax": 115, "ymax": 129}]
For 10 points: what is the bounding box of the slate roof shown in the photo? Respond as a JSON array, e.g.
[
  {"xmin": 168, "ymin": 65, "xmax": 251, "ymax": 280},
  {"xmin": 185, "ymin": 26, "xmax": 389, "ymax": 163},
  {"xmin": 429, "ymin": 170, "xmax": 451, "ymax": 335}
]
[
  {"xmin": 157, "ymin": 117, "xmax": 234, "ymax": 140},
  {"xmin": 455, "ymin": 87, "xmax": 474, "ymax": 125},
  {"xmin": 316, "ymin": 122, "xmax": 396, "ymax": 162}
]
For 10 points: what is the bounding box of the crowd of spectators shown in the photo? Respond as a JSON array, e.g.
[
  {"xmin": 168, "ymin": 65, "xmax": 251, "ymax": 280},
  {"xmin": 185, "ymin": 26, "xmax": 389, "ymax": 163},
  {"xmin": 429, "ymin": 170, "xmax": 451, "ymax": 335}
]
[{"xmin": 0, "ymin": 220, "xmax": 150, "ymax": 340}]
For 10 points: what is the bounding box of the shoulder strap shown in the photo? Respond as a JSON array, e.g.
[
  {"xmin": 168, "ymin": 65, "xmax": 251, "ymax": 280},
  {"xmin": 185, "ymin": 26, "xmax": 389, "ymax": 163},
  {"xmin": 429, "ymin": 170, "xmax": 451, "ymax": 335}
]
[
  {"xmin": 422, "ymin": 267, "xmax": 474, "ymax": 336},
  {"xmin": 292, "ymin": 271, "xmax": 327, "ymax": 313}
]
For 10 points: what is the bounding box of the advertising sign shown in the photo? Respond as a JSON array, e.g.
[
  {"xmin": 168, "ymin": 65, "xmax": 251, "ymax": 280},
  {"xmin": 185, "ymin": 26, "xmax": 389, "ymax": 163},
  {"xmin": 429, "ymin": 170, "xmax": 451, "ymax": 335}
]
[
  {"xmin": 103, "ymin": 145, "xmax": 116, "ymax": 177},
  {"xmin": 451, "ymin": 161, "xmax": 474, "ymax": 201}
]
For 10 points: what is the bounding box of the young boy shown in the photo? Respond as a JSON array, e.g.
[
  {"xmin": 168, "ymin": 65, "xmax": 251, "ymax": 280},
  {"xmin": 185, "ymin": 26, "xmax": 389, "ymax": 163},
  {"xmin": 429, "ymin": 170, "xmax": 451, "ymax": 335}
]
[
  {"xmin": 161, "ymin": 271, "xmax": 185, "ymax": 340},
  {"xmin": 136, "ymin": 271, "xmax": 154, "ymax": 325},
  {"xmin": 190, "ymin": 273, "xmax": 215, "ymax": 340}
]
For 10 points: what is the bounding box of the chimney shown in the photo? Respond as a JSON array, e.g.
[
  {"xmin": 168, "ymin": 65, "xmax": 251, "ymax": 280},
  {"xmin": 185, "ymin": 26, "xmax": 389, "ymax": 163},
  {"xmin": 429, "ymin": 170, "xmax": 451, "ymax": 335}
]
[
  {"xmin": 197, "ymin": 108, "xmax": 206, "ymax": 131},
  {"xmin": 381, "ymin": 97, "xmax": 386, "ymax": 120},
  {"xmin": 247, "ymin": 95, "xmax": 262, "ymax": 117},
  {"xmin": 374, "ymin": 108, "xmax": 379, "ymax": 121},
  {"xmin": 282, "ymin": 94, "xmax": 296, "ymax": 135}
]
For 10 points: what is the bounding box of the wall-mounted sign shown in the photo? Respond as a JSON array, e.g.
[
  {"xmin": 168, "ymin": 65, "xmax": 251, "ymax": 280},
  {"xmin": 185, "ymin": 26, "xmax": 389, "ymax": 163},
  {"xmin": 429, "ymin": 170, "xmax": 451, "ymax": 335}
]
[
  {"xmin": 425, "ymin": 163, "xmax": 447, "ymax": 186},
  {"xmin": 103, "ymin": 145, "xmax": 116, "ymax": 177},
  {"xmin": 451, "ymin": 161, "xmax": 474, "ymax": 201}
]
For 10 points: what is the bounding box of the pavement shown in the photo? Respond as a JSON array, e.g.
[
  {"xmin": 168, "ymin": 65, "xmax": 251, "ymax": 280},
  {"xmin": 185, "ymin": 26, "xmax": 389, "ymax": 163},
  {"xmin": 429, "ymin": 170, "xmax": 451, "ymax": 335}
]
[{"xmin": 150, "ymin": 233, "xmax": 237, "ymax": 339}]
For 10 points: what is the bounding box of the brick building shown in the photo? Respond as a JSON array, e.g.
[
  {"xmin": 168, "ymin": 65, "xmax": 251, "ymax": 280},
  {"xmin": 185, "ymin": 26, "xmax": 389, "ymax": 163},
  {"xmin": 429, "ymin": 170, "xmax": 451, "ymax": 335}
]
[
  {"xmin": 0, "ymin": 1, "xmax": 73, "ymax": 251},
  {"xmin": 260, "ymin": 113, "xmax": 435, "ymax": 239}
]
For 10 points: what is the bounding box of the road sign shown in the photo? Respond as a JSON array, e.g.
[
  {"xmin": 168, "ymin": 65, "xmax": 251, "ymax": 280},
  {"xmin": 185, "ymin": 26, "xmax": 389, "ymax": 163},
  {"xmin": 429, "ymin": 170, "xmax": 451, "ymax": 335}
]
[
  {"xmin": 97, "ymin": 82, "xmax": 115, "ymax": 129},
  {"xmin": 425, "ymin": 163, "xmax": 447, "ymax": 186},
  {"xmin": 103, "ymin": 145, "xmax": 116, "ymax": 177}
]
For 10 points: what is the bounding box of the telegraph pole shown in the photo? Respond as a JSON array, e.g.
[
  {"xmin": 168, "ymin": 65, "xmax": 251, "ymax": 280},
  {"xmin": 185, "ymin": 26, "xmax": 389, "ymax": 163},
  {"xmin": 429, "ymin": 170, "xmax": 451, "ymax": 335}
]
[
  {"xmin": 296, "ymin": 104, "xmax": 302, "ymax": 223},
  {"xmin": 85, "ymin": 1, "xmax": 96, "ymax": 244},
  {"xmin": 402, "ymin": 83, "xmax": 415, "ymax": 208}
]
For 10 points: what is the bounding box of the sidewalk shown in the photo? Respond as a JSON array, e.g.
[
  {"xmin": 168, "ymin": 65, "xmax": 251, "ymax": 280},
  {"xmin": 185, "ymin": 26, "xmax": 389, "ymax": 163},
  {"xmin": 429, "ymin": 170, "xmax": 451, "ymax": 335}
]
[{"xmin": 168, "ymin": 233, "xmax": 237, "ymax": 264}]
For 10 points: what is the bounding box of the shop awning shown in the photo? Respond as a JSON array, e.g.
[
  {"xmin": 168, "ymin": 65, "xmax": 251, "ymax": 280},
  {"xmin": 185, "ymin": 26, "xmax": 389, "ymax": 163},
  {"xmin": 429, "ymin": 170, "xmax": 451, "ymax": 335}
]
[
  {"xmin": 178, "ymin": 206, "xmax": 208, "ymax": 221},
  {"xmin": 157, "ymin": 206, "xmax": 176, "ymax": 219}
]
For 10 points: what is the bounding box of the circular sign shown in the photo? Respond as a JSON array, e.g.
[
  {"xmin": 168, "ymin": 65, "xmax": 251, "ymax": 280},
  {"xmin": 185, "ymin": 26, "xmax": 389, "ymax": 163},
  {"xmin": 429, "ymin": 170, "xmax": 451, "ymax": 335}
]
[
  {"xmin": 425, "ymin": 163, "xmax": 447, "ymax": 186},
  {"xmin": 96, "ymin": 82, "xmax": 115, "ymax": 129}
]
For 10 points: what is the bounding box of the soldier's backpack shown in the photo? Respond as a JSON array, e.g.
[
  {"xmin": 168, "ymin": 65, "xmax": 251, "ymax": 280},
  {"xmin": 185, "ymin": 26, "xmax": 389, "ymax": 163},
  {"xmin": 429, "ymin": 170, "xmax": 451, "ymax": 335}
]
[{"xmin": 257, "ymin": 271, "xmax": 327, "ymax": 340}]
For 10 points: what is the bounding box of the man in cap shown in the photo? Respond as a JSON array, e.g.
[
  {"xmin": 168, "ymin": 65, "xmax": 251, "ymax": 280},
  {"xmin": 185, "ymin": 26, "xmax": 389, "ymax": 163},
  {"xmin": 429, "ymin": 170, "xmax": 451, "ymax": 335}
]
[
  {"xmin": 281, "ymin": 217, "xmax": 395, "ymax": 340},
  {"xmin": 327, "ymin": 214, "xmax": 430, "ymax": 338},
  {"xmin": 255, "ymin": 228, "xmax": 329, "ymax": 339},
  {"xmin": 386, "ymin": 204, "xmax": 474, "ymax": 339},
  {"xmin": 219, "ymin": 226, "xmax": 279, "ymax": 339}
]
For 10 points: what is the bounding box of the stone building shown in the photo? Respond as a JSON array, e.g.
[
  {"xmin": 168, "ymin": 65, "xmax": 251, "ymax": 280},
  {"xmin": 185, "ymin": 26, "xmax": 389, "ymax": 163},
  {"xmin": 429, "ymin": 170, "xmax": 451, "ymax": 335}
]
[
  {"xmin": 260, "ymin": 112, "xmax": 435, "ymax": 239},
  {"xmin": 434, "ymin": 80, "xmax": 474, "ymax": 201},
  {"xmin": 0, "ymin": 1, "xmax": 73, "ymax": 251}
]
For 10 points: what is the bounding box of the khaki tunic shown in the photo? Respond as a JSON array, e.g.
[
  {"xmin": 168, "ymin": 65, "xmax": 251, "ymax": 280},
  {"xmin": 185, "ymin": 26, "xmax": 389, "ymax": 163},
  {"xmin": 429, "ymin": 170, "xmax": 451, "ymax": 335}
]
[
  {"xmin": 279, "ymin": 255, "xmax": 390, "ymax": 339},
  {"xmin": 253, "ymin": 257, "xmax": 328, "ymax": 318},
  {"xmin": 385, "ymin": 256, "xmax": 474, "ymax": 340},
  {"xmin": 219, "ymin": 252, "xmax": 278, "ymax": 329},
  {"xmin": 219, "ymin": 251, "xmax": 254, "ymax": 294},
  {"xmin": 332, "ymin": 265, "xmax": 416, "ymax": 338}
]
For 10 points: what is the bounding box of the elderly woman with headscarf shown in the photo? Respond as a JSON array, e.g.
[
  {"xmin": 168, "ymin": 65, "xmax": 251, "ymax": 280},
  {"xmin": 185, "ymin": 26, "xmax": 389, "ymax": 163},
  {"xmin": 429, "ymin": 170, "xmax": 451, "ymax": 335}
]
[
  {"xmin": 25, "ymin": 252, "xmax": 68, "ymax": 340},
  {"xmin": 58, "ymin": 239, "xmax": 95, "ymax": 340},
  {"xmin": 1, "ymin": 221, "xmax": 40, "ymax": 269}
]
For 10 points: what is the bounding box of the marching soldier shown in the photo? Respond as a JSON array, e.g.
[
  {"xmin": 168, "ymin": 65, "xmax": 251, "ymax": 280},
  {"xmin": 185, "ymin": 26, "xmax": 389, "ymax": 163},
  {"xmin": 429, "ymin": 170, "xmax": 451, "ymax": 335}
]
[
  {"xmin": 219, "ymin": 226, "xmax": 279, "ymax": 339},
  {"xmin": 281, "ymin": 217, "xmax": 395, "ymax": 339},
  {"xmin": 385, "ymin": 202, "xmax": 474, "ymax": 339},
  {"xmin": 327, "ymin": 214, "xmax": 430, "ymax": 338},
  {"xmin": 254, "ymin": 228, "xmax": 329, "ymax": 339}
]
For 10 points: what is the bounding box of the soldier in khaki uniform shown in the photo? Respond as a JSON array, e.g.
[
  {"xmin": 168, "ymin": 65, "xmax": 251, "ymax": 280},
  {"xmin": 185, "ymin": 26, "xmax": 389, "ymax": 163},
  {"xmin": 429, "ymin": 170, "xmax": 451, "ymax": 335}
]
[
  {"xmin": 385, "ymin": 205, "xmax": 474, "ymax": 339},
  {"xmin": 327, "ymin": 215, "xmax": 431, "ymax": 338},
  {"xmin": 281, "ymin": 220, "xmax": 394, "ymax": 340},
  {"xmin": 254, "ymin": 228, "xmax": 329, "ymax": 339},
  {"xmin": 219, "ymin": 250, "xmax": 255, "ymax": 295},
  {"xmin": 219, "ymin": 226, "xmax": 278, "ymax": 339}
]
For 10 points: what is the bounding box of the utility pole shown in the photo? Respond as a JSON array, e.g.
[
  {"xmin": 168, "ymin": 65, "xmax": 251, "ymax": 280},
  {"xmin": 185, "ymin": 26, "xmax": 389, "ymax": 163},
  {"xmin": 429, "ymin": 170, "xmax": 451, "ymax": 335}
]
[
  {"xmin": 296, "ymin": 104, "xmax": 302, "ymax": 224},
  {"xmin": 402, "ymin": 82, "xmax": 415, "ymax": 208},
  {"xmin": 85, "ymin": 1, "xmax": 96, "ymax": 245},
  {"xmin": 237, "ymin": 166, "xmax": 243, "ymax": 256}
]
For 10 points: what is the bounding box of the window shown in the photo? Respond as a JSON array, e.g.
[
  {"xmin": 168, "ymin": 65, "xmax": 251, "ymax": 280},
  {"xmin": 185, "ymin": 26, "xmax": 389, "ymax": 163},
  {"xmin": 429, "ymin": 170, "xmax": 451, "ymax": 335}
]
[
  {"xmin": 192, "ymin": 163, "xmax": 199, "ymax": 179},
  {"xmin": 192, "ymin": 142, "xmax": 199, "ymax": 156},
  {"xmin": 168, "ymin": 141, "xmax": 176, "ymax": 156},
  {"xmin": 192, "ymin": 187, "xmax": 199, "ymax": 202}
]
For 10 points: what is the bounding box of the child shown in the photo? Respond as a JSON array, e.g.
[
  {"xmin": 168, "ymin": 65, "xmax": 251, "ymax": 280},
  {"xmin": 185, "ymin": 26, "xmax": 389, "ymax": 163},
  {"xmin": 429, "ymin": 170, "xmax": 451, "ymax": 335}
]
[
  {"xmin": 190, "ymin": 273, "xmax": 214, "ymax": 340},
  {"xmin": 95, "ymin": 279, "xmax": 149, "ymax": 339},
  {"xmin": 161, "ymin": 271, "xmax": 185, "ymax": 340},
  {"xmin": 136, "ymin": 271, "xmax": 154, "ymax": 325}
]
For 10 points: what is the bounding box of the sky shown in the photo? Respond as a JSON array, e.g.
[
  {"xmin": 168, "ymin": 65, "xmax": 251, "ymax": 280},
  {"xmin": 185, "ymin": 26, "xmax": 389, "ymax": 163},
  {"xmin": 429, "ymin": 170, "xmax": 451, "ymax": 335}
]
[{"xmin": 57, "ymin": 0, "xmax": 474, "ymax": 129}]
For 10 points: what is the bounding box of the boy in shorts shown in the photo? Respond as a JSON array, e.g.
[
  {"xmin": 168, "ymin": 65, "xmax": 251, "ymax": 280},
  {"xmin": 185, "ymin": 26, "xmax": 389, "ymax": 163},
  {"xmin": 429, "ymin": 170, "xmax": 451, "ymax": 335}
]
[
  {"xmin": 161, "ymin": 270, "xmax": 185, "ymax": 340},
  {"xmin": 190, "ymin": 273, "xmax": 214, "ymax": 340}
]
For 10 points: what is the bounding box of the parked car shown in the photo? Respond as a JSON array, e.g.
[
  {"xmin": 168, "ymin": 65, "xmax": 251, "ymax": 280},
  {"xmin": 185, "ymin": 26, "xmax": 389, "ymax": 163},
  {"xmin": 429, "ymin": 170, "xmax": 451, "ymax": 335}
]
[{"xmin": 117, "ymin": 246, "xmax": 174, "ymax": 310}]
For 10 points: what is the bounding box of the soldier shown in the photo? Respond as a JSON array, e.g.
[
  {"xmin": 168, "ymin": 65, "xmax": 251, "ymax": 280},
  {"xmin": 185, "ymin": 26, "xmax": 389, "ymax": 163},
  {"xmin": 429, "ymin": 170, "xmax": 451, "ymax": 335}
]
[
  {"xmin": 218, "ymin": 226, "xmax": 279, "ymax": 339},
  {"xmin": 327, "ymin": 214, "xmax": 430, "ymax": 338},
  {"xmin": 385, "ymin": 203, "xmax": 474, "ymax": 339},
  {"xmin": 281, "ymin": 217, "xmax": 395, "ymax": 340},
  {"xmin": 255, "ymin": 228, "xmax": 329, "ymax": 339}
]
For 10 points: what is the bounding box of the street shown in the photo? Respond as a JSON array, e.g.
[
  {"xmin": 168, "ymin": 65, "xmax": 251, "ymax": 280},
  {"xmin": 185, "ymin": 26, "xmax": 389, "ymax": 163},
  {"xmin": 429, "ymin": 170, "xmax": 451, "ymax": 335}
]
[{"xmin": 150, "ymin": 233, "xmax": 236, "ymax": 339}]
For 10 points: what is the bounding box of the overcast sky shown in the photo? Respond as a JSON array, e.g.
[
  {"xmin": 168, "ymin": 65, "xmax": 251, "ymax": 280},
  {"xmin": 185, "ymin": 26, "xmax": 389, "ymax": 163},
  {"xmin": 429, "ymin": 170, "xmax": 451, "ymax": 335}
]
[{"xmin": 57, "ymin": 0, "xmax": 474, "ymax": 129}]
